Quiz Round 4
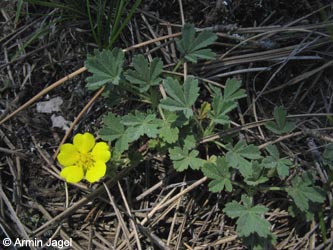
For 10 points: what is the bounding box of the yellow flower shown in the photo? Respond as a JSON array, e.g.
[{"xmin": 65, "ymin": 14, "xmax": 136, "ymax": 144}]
[{"xmin": 57, "ymin": 132, "xmax": 111, "ymax": 183}]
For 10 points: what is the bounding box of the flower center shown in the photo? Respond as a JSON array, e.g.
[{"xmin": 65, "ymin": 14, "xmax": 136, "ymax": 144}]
[{"xmin": 78, "ymin": 152, "xmax": 95, "ymax": 171}]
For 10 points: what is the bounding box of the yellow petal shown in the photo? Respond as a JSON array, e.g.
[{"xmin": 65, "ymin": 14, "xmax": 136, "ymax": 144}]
[
  {"xmin": 85, "ymin": 161, "xmax": 106, "ymax": 183},
  {"xmin": 60, "ymin": 165, "xmax": 84, "ymax": 183},
  {"xmin": 57, "ymin": 143, "xmax": 80, "ymax": 167},
  {"xmin": 91, "ymin": 142, "xmax": 111, "ymax": 163},
  {"xmin": 73, "ymin": 133, "xmax": 95, "ymax": 153}
]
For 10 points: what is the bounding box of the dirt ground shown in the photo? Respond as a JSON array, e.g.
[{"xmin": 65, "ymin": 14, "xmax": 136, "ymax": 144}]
[{"xmin": 1, "ymin": 1, "xmax": 333, "ymax": 249}]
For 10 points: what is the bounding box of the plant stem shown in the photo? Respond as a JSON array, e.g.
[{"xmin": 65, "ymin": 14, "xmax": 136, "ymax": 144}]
[{"xmin": 173, "ymin": 58, "xmax": 184, "ymax": 72}]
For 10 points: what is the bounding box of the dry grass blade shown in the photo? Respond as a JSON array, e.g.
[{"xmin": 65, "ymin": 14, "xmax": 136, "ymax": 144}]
[
  {"xmin": 0, "ymin": 187, "xmax": 31, "ymax": 248},
  {"xmin": 1, "ymin": 1, "xmax": 333, "ymax": 249},
  {"xmin": 118, "ymin": 182, "xmax": 143, "ymax": 250},
  {"xmin": 32, "ymin": 166, "xmax": 133, "ymax": 236},
  {"xmin": 104, "ymin": 182, "xmax": 132, "ymax": 250},
  {"xmin": 0, "ymin": 67, "xmax": 87, "ymax": 126}
]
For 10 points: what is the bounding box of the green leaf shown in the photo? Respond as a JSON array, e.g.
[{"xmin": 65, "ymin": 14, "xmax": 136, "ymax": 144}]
[
  {"xmin": 99, "ymin": 113, "xmax": 124, "ymax": 141},
  {"xmin": 209, "ymin": 94, "xmax": 235, "ymax": 125},
  {"xmin": 169, "ymin": 146, "xmax": 205, "ymax": 171},
  {"xmin": 286, "ymin": 173, "xmax": 325, "ymax": 214},
  {"xmin": 176, "ymin": 23, "xmax": 217, "ymax": 63},
  {"xmin": 202, "ymin": 157, "xmax": 232, "ymax": 192},
  {"xmin": 224, "ymin": 195, "xmax": 271, "ymax": 238},
  {"xmin": 122, "ymin": 111, "xmax": 162, "ymax": 140},
  {"xmin": 159, "ymin": 112, "xmax": 179, "ymax": 144},
  {"xmin": 262, "ymin": 145, "xmax": 293, "ymax": 178},
  {"xmin": 242, "ymin": 234, "xmax": 275, "ymax": 250},
  {"xmin": 182, "ymin": 134, "xmax": 197, "ymax": 150},
  {"xmin": 208, "ymin": 78, "xmax": 245, "ymax": 125},
  {"xmin": 198, "ymin": 101, "xmax": 211, "ymax": 120},
  {"xmin": 244, "ymin": 161, "xmax": 269, "ymax": 186},
  {"xmin": 85, "ymin": 48, "xmax": 125, "ymax": 90},
  {"xmin": 125, "ymin": 55, "xmax": 163, "ymax": 92},
  {"xmin": 265, "ymin": 106, "xmax": 295, "ymax": 134},
  {"xmin": 323, "ymin": 143, "xmax": 333, "ymax": 170},
  {"xmin": 223, "ymin": 78, "xmax": 246, "ymax": 102},
  {"xmin": 159, "ymin": 76, "xmax": 199, "ymax": 118},
  {"xmin": 99, "ymin": 113, "xmax": 131, "ymax": 153},
  {"xmin": 226, "ymin": 141, "xmax": 262, "ymax": 177}
]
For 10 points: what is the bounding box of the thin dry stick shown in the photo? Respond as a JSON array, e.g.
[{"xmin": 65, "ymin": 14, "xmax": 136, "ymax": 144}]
[
  {"xmin": 252, "ymin": 96, "xmax": 265, "ymax": 139},
  {"xmin": 200, "ymin": 113, "xmax": 333, "ymax": 144},
  {"xmin": 145, "ymin": 177, "xmax": 207, "ymax": 222},
  {"xmin": 123, "ymin": 32, "xmax": 181, "ymax": 53},
  {"xmin": 75, "ymin": 231, "xmax": 110, "ymax": 250},
  {"xmin": 117, "ymin": 182, "xmax": 142, "ymax": 250},
  {"xmin": 258, "ymin": 131, "xmax": 303, "ymax": 150},
  {"xmin": 178, "ymin": 0, "xmax": 185, "ymax": 25},
  {"xmin": 32, "ymin": 165, "xmax": 133, "ymax": 236},
  {"xmin": 150, "ymin": 199, "xmax": 179, "ymax": 228},
  {"xmin": 0, "ymin": 188, "xmax": 32, "ymax": 249},
  {"xmin": 0, "ymin": 67, "xmax": 87, "ymax": 126},
  {"xmin": 116, "ymin": 188, "xmax": 178, "ymax": 250},
  {"xmin": 103, "ymin": 182, "xmax": 132, "ymax": 250},
  {"xmin": 212, "ymin": 235, "xmax": 238, "ymax": 247},
  {"xmin": 175, "ymin": 200, "xmax": 193, "ymax": 250},
  {"xmin": 177, "ymin": 0, "xmax": 187, "ymax": 80},
  {"xmin": 263, "ymin": 60, "xmax": 333, "ymax": 95},
  {"xmin": 0, "ymin": 32, "xmax": 182, "ymax": 127},
  {"xmin": 166, "ymin": 185, "xmax": 183, "ymax": 246},
  {"xmin": 34, "ymin": 203, "xmax": 84, "ymax": 250},
  {"xmin": 135, "ymin": 180, "xmax": 163, "ymax": 201}
]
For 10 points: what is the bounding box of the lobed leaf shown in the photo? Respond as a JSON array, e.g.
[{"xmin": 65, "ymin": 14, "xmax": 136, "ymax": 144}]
[
  {"xmin": 209, "ymin": 94, "xmax": 235, "ymax": 125},
  {"xmin": 223, "ymin": 78, "xmax": 246, "ymax": 102},
  {"xmin": 125, "ymin": 55, "xmax": 163, "ymax": 92},
  {"xmin": 244, "ymin": 161, "xmax": 269, "ymax": 186},
  {"xmin": 122, "ymin": 112, "xmax": 162, "ymax": 140},
  {"xmin": 226, "ymin": 141, "xmax": 262, "ymax": 177},
  {"xmin": 323, "ymin": 143, "xmax": 333, "ymax": 170},
  {"xmin": 262, "ymin": 145, "xmax": 293, "ymax": 179},
  {"xmin": 286, "ymin": 173, "xmax": 325, "ymax": 215},
  {"xmin": 224, "ymin": 196, "xmax": 271, "ymax": 238},
  {"xmin": 85, "ymin": 48, "xmax": 124, "ymax": 90},
  {"xmin": 158, "ymin": 112, "xmax": 180, "ymax": 144},
  {"xmin": 169, "ymin": 146, "xmax": 205, "ymax": 171},
  {"xmin": 99, "ymin": 112, "xmax": 131, "ymax": 153},
  {"xmin": 265, "ymin": 106, "xmax": 296, "ymax": 134},
  {"xmin": 176, "ymin": 23, "xmax": 217, "ymax": 63},
  {"xmin": 159, "ymin": 76, "xmax": 199, "ymax": 118},
  {"xmin": 202, "ymin": 157, "xmax": 232, "ymax": 192}
]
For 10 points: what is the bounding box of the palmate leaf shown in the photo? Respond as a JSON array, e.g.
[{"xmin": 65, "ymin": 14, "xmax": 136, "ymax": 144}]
[
  {"xmin": 243, "ymin": 161, "xmax": 268, "ymax": 186},
  {"xmin": 265, "ymin": 106, "xmax": 296, "ymax": 134},
  {"xmin": 323, "ymin": 143, "xmax": 333, "ymax": 170},
  {"xmin": 223, "ymin": 78, "xmax": 247, "ymax": 102},
  {"xmin": 85, "ymin": 48, "xmax": 125, "ymax": 90},
  {"xmin": 159, "ymin": 76, "xmax": 199, "ymax": 118},
  {"xmin": 286, "ymin": 173, "xmax": 325, "ymax": 215},
  {"xmin": 176, "ymin": 23, "xmax": 217, "ymax": 63},
  {"xmin": 99, "ymin": 112, "xmax": 131, "ymax": 153},
  {"xmin": 209, "ymin": 94, "xmax": 236, "ymax": 125},
  {"xmin": 209, "ymin": 78, "xmax": 245, "ymax": 125},
  {"xmin": 262, "ymin": 145, "xmax": 293, "ymax": 178},
  {"xmin": 158, "ymin": 112, "xmax": 179, "ymax": 144},
  {"xmin": 121, "ymin": 111, "xmax": 162, "ymax": 140},
  {"xmin": 169, "ymin": 146, "xmax": 205, "ymax": 171},
  {"xmin": 125, "ymin": 55, "xmax": 163, "ymax": 92},
  {"xmin": 226, "ymin": 140, "xmax": 262, "ymax": 177},
  {"xmin": 224, "ymin": 195, "xmax": 272, "ymax": 238},
  {"xmin": 202, "ymin": 157, "xmax": 232, "ymax": 192}
]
